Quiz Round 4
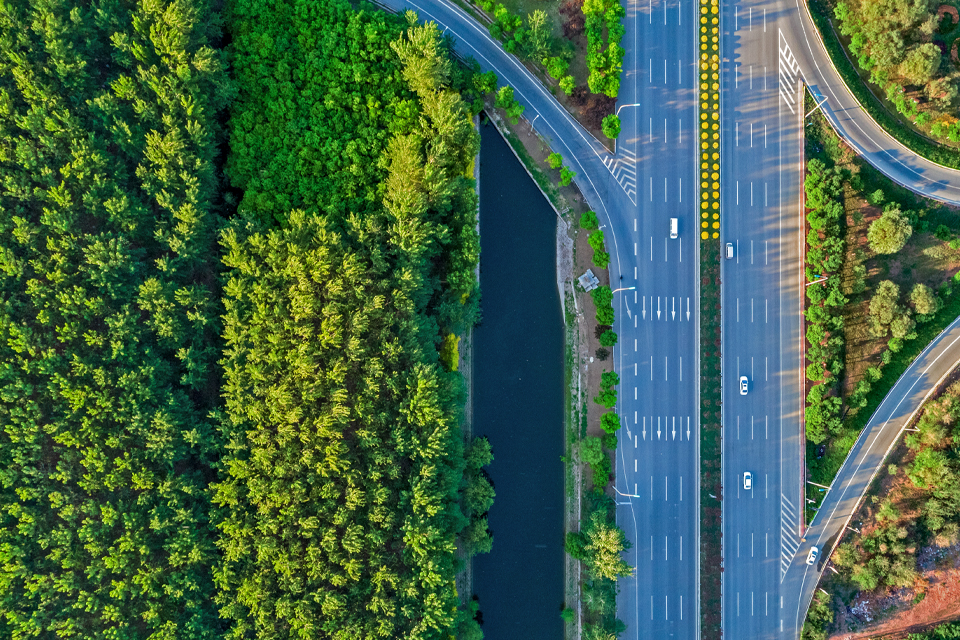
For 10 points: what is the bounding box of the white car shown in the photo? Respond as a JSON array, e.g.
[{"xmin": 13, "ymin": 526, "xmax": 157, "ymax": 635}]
[
  {"xmin": 726, "ymin": 242, "xmax": 734, "ymax": 259},
  {"xmin": 806, "ymin": 546, "xmax": 820, "ymax": 565},
  {"xmin": 743, "ymin": 472, "xmax": 752, "ymax": 490},
  {"xmin": 739, "ymin": 376, "xmax": 749, "ymax": 395}
]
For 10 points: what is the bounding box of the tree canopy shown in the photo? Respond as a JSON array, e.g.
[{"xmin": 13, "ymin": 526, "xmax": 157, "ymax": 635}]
[{"xmin": 0, "ymin": 0, "xmax": 232, "ymax": 636}]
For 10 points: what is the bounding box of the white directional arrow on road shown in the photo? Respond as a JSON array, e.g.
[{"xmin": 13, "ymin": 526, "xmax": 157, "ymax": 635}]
[
  {"xmin": 672, "ymin": 416, "xmax": 676, "ymax": 440},
  {"xmin": 687, "ymin": 417, "xmax": 691, "ymax": 441},
  {"xmin": 657, "ymin": 297, "xmax": 661, "ymax": 319},
  {"xmin": 643, "ymin": 296, "xmax": 646, "ymax": 319},
  {"xmin": 672, "ymin": 297, "xmax": 676, "ymax": 320},
  {"xmin": 642, "ymin": 417, "xmax": 647, "ymax": 440},
  {"xmin": 657, "ymin": 417, "xmax": 661, "ymax": 440},
  {"xmin": 686, "ymin": 297, "xmax": 690, "ymax": 321}
]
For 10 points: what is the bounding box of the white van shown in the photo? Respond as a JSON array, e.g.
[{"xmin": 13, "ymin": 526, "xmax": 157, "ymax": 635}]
[
  {"xmin": 726, "ymin": 242, "xmax": 734, "ymax": 259},
  {"xmin": 670, "ymin": 218, "xmax": 678, "ymax": 239}
]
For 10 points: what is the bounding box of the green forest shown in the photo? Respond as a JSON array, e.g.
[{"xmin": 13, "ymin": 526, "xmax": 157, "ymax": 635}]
[{"xmin": 0, "ymin": 0, "xmax": 492, "ymax": 638}]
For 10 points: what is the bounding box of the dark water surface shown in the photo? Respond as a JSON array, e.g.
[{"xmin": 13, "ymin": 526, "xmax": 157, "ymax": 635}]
[{"xmin": 472, "ymin": 122, "xmax": 565, "ymax": 638}]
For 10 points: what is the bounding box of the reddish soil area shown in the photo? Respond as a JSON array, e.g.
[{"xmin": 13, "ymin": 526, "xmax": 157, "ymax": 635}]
[{"xmin": 829, "ymin": 544, "xmax": 960, "ymax": 639}]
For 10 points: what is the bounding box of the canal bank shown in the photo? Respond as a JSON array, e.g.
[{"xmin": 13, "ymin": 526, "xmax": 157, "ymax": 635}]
[{"xmin": 472, "ymin": 120, "xmax": 565, "ymax": 639}]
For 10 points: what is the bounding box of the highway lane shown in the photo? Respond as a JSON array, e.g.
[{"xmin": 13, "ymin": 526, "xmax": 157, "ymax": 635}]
[
  {"xmin": 721, "ymin": 0, "xmax": 806, "ymax": 638},
  {"xmin": 781, "ymin": 315, "xmax": 960, "ymax": 637},
  {"xmin": 373, "ymin": 0, "xmax": 702, "ymax": 636},
  {"xmin": 614, "ymin": 0, "xmax": 700, "ymax": 638}
]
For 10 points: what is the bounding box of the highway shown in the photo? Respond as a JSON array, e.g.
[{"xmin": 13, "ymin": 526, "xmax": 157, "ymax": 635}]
[
  {"xmin": 372, "ymin": 0, "xmax": 960, "ymax": 638},
  {"xmin": 612, "ymin": 0, "xmax": 699, "ymax": 637}
]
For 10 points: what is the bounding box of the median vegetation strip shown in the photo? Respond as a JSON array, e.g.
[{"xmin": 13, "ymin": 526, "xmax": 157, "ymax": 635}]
[
  {"xmin": 699, "ymin": 0, "xmax": 722, "ymax": 635},
  {"xmin": 803, "ymin": 89, "xmax": 960, "ymax": 526}
]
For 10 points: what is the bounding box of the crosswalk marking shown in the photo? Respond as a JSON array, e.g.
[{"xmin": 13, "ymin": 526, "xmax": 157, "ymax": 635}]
[
  {"xmin": 603, "ymin": 147, "xmax": 637, "ymax": 203},
  {"xmin": 778, "ymin": 30, "xmax": 801, "ymax": 114}
]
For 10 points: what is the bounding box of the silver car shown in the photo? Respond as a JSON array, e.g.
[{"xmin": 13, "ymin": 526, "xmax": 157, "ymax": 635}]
[{"xmin": 806, "ymin": 546, "xmax": 820, "ymax": 565}]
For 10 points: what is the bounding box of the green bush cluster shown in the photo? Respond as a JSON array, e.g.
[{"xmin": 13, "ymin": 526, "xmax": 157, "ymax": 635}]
[
  {"xmin": 495, "ymin": 85, "xmax": 526, "ymax": 124},
  {"xmin": 801, "ymin": 590, "xmax": 834, "ymax": 640},
  {"xmin": 602, "ymin": 113, "xmax": 622, "ymax": 139},
  {"xmin": 592, "ymin": 285, "xmax": 616, "ymax": 327},
  {"xmin": 583, "ymin": 0, "xmax": 626, "ymax": 98},
  {"xmin": 477, "ymin": 1, "xmax": 576, "ymax": 91},
  {"xmin": 906, "ymin": 622, "xmax": 960, "ymax": 639},
  {"xmin": 588, "ymin": 229, "xmax": 612, "ymax": 268},
  {"xmin": 803, "ymin": 159, "xmax": 849, "ymax": 444},
  {"xmin": 564, "ymin": 490, "xmax": 630, "ymax": 636}
]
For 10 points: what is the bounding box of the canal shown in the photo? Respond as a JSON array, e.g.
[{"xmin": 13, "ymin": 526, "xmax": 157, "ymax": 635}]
[{"xmin": 473, "ymin": 121, "xmax": 565, "ymax": 638}]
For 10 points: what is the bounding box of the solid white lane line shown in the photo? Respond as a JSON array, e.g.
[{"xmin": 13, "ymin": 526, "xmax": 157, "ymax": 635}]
[
  {"xmin": 664, "ymin": 118, "xmax": 667, "ymax": 143},
  {"xmin": 751, "ymin": 239, "xmax": 754, "ymax": 264},
  {"xmin": 680, "ymin": 535, "xmax": 682, "ymax": 560},
  {"xmin": 752, "ymin": 532, "xmax": 754, "ymax": 557},
  {"xmin": 737, "ymin": 180, "xmax": 739, "ymax": 204},
  {"xmin": 650, "ymin": 177, "xmax": 653, "ymax": 201},
  {"xmin": 680, "ymin": 476, "xmax": 682, "ymax": 501},
  {"xmin": 766, "ymin": 357, "xmax": 768, "ymax": 381},
  {"xmin": 681, "ymin": 595, "xmax": 683, "ymax": 620},
  {"xmin": 751, "ymin": 298, "xmax": 754, "ymax": 322},
  {"xmin": 765, "ymin": 123, "xmax": 767, "ymax": 147},
  {"xmin": 737, "ymin": 297, "xmax": 739, "ymax": 322},
  {"xmin": 679, "ymin": 118, "xmax": 682, "ymax": 144},
  {"xmin": 751, "ymin": 121, "xmax": 753, "ymax": 147},
  {"xmin": 649, "ymin": 58, "xmax": 652, "ymax": 81},
  {"xmin": 650, "ymin": 117, "xmax": 653, "ymax": 142},
  {"xmin": 665, "ymin": 536, "xmax": 668, "ymax": 560},
  {"xmin": 736, "ymin": 121, "xmax": 739, "ymax": 146}
]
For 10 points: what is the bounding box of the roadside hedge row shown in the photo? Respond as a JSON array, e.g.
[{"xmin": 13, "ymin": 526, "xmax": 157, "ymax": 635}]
[
  {"xmin": 803, "ymin": 159, "xmax": 849, "ymax": 444},
  {"xmin": 807, "ymin": 0, "xmax": 960, "ymax": 169}
]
